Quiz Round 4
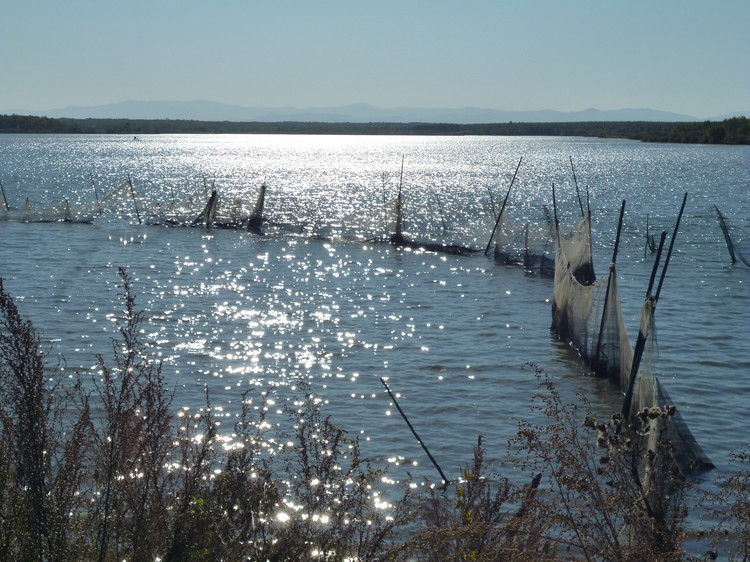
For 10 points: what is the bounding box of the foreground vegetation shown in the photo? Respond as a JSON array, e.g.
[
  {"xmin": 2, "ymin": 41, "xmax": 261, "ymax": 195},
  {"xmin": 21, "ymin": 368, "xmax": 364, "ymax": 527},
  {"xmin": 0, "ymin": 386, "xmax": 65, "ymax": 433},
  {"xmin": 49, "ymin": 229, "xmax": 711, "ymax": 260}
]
[
  {"xmin": 1, "ymin": 269, "xmax": 749, "ymax": 560},
  {"xmin": 0, "ymin": 113, "xmax": 748, "ymax": 144}
]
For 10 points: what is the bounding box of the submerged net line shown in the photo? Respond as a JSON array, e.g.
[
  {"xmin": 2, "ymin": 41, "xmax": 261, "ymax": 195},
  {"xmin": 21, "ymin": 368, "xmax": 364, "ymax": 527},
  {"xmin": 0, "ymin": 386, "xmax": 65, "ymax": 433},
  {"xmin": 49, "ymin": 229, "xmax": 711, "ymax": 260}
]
[
  {"xmin": 2, "ymin": 180, "xmax": 159, "ymax": 223},
  {"xmin": 388, "ymin": 186, "xmax": 478, "ymax": 254},
  {"xmin": 187, "ymin": 185, "xmax": 267, "ymax": 230},
  {"xmin": 715, "ymin": 204, "xmax": 750, "ymax": 267},
  {"xmin": 494, "ymin": 207, "xmax": 555, "ymax": 276},
  {"xmin": 1, "ymin": 180, "xmax": 266, "ymax": 229},
  {"xmin": 247, "ymin": 183, "xmax": 266, "ymax": 233},
  {"xmin": 551, "ymin": 211, "xmax": 713, "ymax": 474}
]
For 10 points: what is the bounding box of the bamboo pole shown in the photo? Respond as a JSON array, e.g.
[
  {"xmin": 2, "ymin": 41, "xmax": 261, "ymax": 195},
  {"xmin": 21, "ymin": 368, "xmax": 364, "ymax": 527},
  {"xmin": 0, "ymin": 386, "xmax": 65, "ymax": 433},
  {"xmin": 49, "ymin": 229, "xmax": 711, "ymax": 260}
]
[
  {"xmin": 90, "ymin": 173, "xmax": 103, "ymax": 215},
  {"xmin": 487, "ymin": 186, "xmax": 497, "ymax": 221},
  {"xmin": 391, "ymin": 156, "xmax": 405, "ymax": 243},
  {"xmin": 434, "ymin": 191, "xmax": 447, "ymax": 232},
  {"xmin": 552, "ymin": 182, "xmax": 559, "ymax": 227}
]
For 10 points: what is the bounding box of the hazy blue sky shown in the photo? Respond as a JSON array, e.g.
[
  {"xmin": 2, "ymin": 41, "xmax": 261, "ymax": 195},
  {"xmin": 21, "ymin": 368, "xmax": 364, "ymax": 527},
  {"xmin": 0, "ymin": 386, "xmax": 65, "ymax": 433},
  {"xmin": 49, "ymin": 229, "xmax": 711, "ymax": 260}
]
[{"xmin": 2, "ymin": 0, "xmax": 748, "ymax": 118}]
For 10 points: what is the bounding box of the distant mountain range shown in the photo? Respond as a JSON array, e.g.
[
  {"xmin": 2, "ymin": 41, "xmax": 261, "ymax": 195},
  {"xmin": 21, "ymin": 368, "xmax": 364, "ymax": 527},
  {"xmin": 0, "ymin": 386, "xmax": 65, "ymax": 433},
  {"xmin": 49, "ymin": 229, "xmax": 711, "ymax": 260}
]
[{"xmin": 3, "ymin": 100, "xmax": 747, "ymax": 123}]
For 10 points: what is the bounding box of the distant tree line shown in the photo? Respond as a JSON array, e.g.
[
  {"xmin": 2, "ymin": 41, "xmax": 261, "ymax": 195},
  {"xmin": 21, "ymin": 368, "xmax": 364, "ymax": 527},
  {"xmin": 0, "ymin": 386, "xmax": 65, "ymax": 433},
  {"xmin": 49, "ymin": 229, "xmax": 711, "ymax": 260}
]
[
  {"xmin": 0, "ymin": 113, "xmax": 747, "ymax": 144},
  {"xmin": 637, "ymin": 117, "xmax": 749, "ymax": 144}
]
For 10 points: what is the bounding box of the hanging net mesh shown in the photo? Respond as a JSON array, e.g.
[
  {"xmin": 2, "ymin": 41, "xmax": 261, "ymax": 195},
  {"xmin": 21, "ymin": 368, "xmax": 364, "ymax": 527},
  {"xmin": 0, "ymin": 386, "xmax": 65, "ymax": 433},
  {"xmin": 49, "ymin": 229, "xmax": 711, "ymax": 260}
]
[
  {"xmin": 3, "ymin": 180, "xmax": 266, "ymax": 229},
  {"xmin": 247, "ymin": 183, "xmax": 266, "ymax": 233},
  {"xmin": 494, "ymin": 208, "xmax": 556, "ymax": 276},
  {"xmin": 551, "ymin": 212, "xmax": 713, "ymax": 474},
  {"xmin": 630, "ymin": 301, "xmax": 714, "ymax": 472},
  {"xmin": 551, "ymin": 214, "xmax": 631, "ymax": 387},
  {"xmin": 5, "ymin": 180, "xmax": 156, "ymax": 223}
]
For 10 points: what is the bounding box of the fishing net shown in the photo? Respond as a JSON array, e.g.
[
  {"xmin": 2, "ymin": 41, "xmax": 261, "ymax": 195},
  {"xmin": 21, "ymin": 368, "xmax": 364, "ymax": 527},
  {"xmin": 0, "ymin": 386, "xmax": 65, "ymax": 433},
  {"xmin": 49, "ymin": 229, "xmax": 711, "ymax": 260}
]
[
  {"xmin": 5, "ymin": 180, "xmax": 154, "ymax": 223},
  {"xmin": 551, "ymin": 214, "xmax": 631, "ymax": 386},
  {"xmin": 185, "ymin": 185, "xmax": 266, "ymax": 230},
  {"xmin": 247, "ymin": 183, "xmax": 266, "ymax": 233},
  {"xmin": 494, "ymin": 209, "xmax": 555, "ymax": 276},
  {"xmin": 151, "ymin": 186, "xmax": 213, "ymax": 224},
  {"xmin": 19, "ymin": 199, "xmax": 94, "ymax": 223},
  {"xmin": 82, "ymin": 180, "xmax": 149, "ymax": 217},
  {"xmin": 189, "ymin": 190, "xmax": 219, "ymax": 227},
  {"xmin": 210, "ymin": 193, "xmax": 246, "ymax": 228},
  {"xmin": 552, "ymin": 210, "xmax": 713, "ymax": 474},
  {"xmin": 630, "ymin": 300, "xmax": 714, "ymax": 472},
  {"xmin": 5, "ymin": 180, "xmax": 265, "ymax": 229},
  {"xmin": 715, "ymin": 205, "xmax": 750, "ymax": 266}
]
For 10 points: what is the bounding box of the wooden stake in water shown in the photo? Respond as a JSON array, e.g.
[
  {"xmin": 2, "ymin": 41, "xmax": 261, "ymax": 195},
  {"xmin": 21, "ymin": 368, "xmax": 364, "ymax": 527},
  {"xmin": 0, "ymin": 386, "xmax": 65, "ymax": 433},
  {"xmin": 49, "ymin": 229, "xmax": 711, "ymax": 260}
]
[{"xmin": 380, "ymin": 378, "xmax": 449, "ymax": 484}]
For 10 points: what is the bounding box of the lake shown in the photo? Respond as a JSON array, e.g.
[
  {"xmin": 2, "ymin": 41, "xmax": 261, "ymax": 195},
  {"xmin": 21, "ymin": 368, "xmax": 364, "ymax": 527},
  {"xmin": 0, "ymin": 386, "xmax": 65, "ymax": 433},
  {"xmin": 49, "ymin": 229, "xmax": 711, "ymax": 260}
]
[{"xmin": 1, "ymin": 133, "xmax": 748, "ymax": 500}]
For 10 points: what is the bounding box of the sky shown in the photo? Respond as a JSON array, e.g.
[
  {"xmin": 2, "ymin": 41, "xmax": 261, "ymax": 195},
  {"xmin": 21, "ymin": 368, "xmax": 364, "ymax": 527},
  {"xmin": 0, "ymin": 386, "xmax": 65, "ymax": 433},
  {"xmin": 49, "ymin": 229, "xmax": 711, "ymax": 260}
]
[{"xmin": 1, "ymin": 0, "xmax": 748, "ymax": 119}]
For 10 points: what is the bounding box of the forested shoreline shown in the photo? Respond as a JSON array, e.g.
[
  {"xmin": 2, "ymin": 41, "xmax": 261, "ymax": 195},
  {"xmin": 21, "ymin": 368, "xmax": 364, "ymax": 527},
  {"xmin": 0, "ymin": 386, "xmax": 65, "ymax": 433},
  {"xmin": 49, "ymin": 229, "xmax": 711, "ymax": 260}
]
[{"xmin": 1, "ymin": 113, "xmax": 748, "ymax": 144}]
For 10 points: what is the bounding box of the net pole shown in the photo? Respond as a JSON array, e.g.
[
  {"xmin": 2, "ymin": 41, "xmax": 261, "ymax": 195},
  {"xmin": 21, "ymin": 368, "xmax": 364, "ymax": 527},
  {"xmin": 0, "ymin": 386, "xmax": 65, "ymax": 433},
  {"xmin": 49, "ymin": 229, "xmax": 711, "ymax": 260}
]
[
  {"xmin": 611, "ymin": 199, "xmax": 626, "ymax": 265},
  {"xmin": 380, "ymin": 378, "xmax": 449, "ymax": 485},
  {"xmin": 91, "ymin": 173, "xmax": 103, "ymax": 216},
  {"xmin": 551, "ymin": 182, "xmax": 559, "ymax": 227},
  {"xmin": 715, "ymin": 205, "xmax": 737, "ymax": 263},
  {"xmin": 434, "ymin": 191, "xmax": 447, "ymax": 232},
  {"xmin": 487, "ymin": 186, "xmax": 497, "ymax": 221},
  {"xmin": 127, "ymin": 174, "xmax": 141, "ymax": 225},
  {"xmin": 621, "ymin": 231, "xmax": 667, "ymax": 418},
  {"xmin": 484, "ymin": 156, "xmax": 523, "ymax": 255},
  {"xmin": 392, "ymin": 155, "xmax": 405, "ymax": 243},
  {"xmin": 593, "ymin": 199, "xmax": 626, "ymax": 372},
  {"xmin": 570, "ymin": 156, "xmax": 584, "ymax": 218},
  {"xmin": 0, "ymin": 179, "xmax": 9, "ymax": 211},
  {"xmin": 655, "ymin": 192, "xmax": 688, "ymax": 302}
]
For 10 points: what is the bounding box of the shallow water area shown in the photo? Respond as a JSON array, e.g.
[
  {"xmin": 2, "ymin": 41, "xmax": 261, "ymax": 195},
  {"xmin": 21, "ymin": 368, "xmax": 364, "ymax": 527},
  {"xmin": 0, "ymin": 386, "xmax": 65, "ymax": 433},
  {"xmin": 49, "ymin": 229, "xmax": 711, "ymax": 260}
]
[{"xmin": 1, "ymin": 135, "xmax": 749, "ymax": 546}]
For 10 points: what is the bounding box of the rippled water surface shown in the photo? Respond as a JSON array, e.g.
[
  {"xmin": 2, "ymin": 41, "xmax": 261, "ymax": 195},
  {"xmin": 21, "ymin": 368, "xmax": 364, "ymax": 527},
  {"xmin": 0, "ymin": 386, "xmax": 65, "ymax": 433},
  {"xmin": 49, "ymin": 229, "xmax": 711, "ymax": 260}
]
[{"xmin": 1, "ymin": 134, "xmax": 748, "ymax": 493}]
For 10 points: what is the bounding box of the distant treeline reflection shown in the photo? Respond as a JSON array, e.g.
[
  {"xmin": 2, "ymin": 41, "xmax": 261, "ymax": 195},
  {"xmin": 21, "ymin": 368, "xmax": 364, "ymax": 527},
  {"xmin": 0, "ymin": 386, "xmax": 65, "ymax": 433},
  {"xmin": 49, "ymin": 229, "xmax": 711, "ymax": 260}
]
[{"xmin": 1, "ymin": 113, "xmax": 748, "ymax": 144}]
